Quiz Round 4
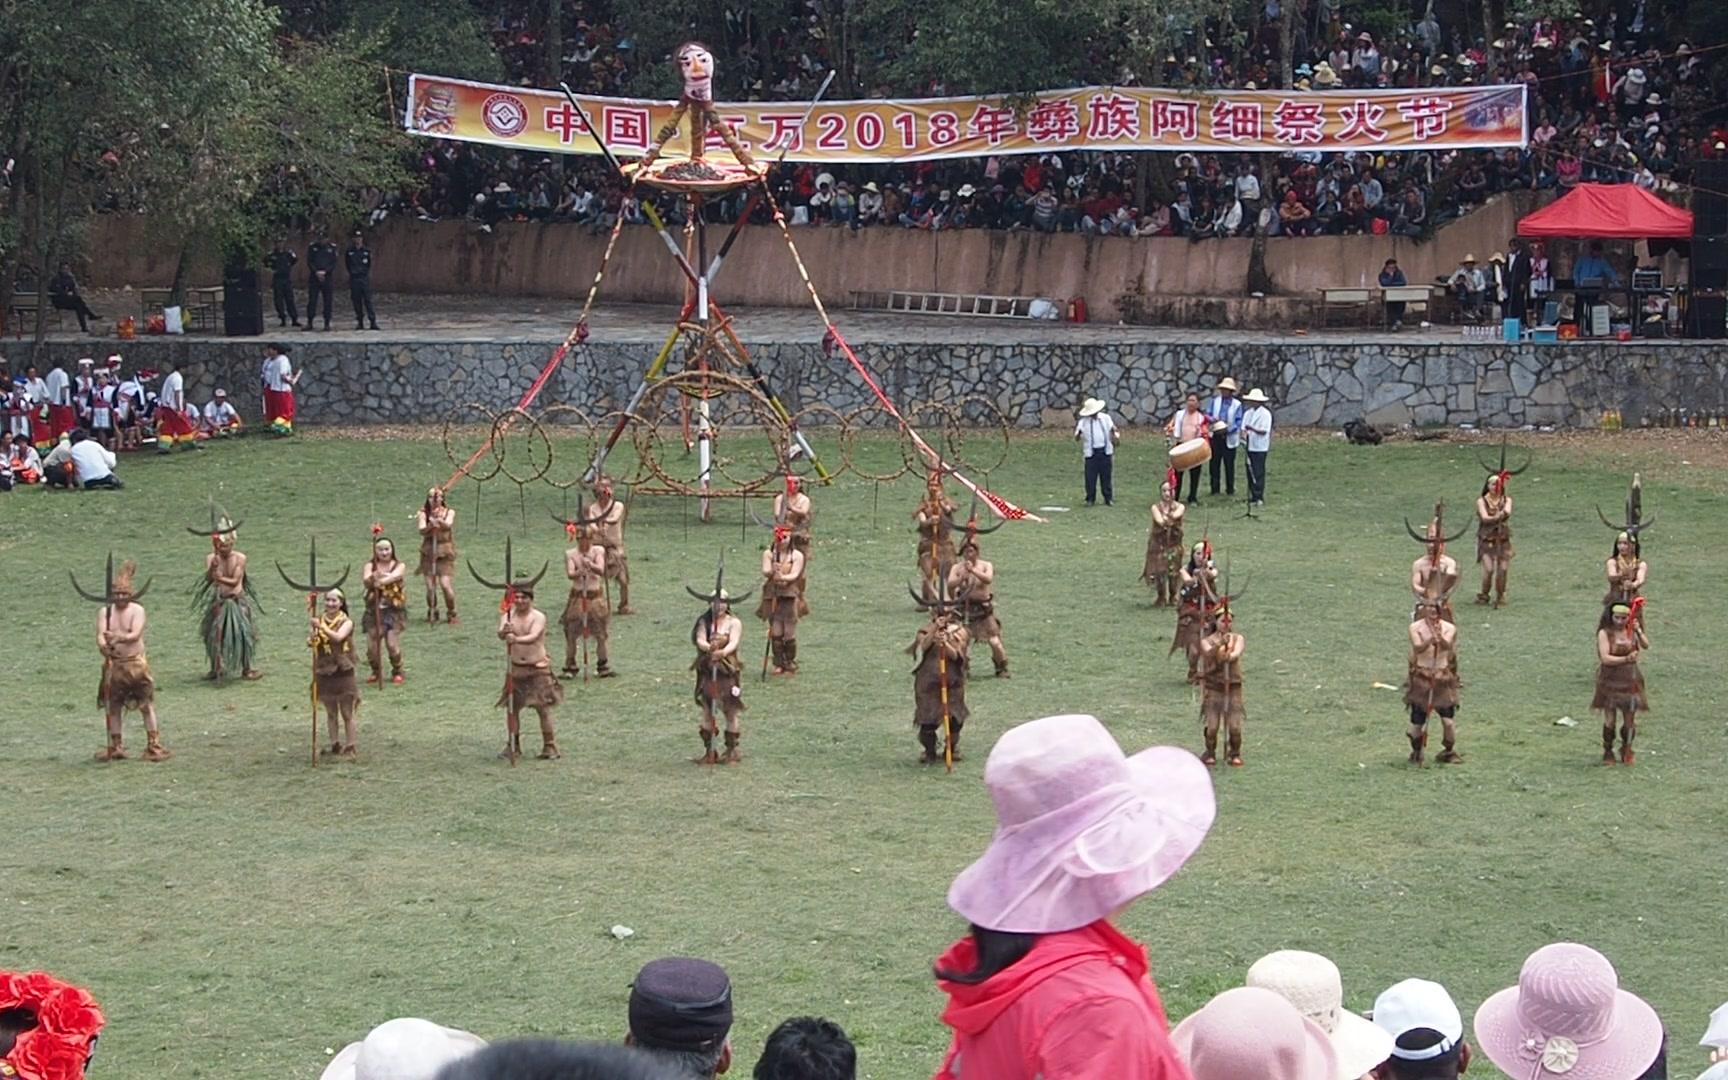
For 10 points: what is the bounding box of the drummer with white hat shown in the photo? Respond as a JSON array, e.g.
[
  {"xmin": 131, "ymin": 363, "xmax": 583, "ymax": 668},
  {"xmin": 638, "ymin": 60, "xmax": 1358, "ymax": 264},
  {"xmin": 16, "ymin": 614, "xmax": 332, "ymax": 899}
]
[{"xmin": 1074, "ymin": 396, "xmax": 1119, "ymax": 507}]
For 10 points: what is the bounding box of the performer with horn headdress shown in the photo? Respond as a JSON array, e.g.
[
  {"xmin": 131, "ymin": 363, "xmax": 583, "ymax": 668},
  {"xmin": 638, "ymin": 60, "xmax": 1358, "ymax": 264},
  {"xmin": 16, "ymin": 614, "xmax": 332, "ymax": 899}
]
[
  {"xmin": 1600, "ymin": 473, "xmax": 1652, "ymax": 607},
  {"xmin": 190, "ymin": 507, "xmax": 262, "ymax": 683},
  {"xmin": 1594, "ymin": 599, "xmax": 1649, "ymax": 765},
  {"xmin": 909, "ymin": 570, "xmax": 971, "ymax": 765},
  {"xmin": 1141, "ymin": 469, "xmax": 1186, "ymax": 606},
  {"xmin": 1196, "ymin": 566, "xmax": 1246, "ymax": 767},
  {"xmin": 914, "ymin": 470, "xmax": 958, "ymax": 605},
  {"xmin": 1171, "ymin": 539, "xmax": 1218, "ymax": 684},
  {"xmin": 945, "ymin": 500, "xmax": 1008, "ymax": 678},
  {"xmin": 1408, "ymin": 501, "xmax": 1467, "ymax": 624},
  {"xmin": 773, "ymin": 473, "xmax": 813, "ymax": 614},
  {"xmin": 361, "ymin": 530, "xmax": 409, "ymax": 685},
  {"xmin": 309, "ymin": 587, "xmax": 361, "ymax": 760},
  {"xmin": 1405, "ymin": 597, "xmax": 1462, "ymax": 766},
  {"xmin": 1474, "ymin": 437, "xmax": 1529, "ymax": 607},
  {"xmin": 555, "ymin": 498, "xmax": 613, "ymax": 680},
  {"xmin": 471, "ymin": 542, "xmax": 559, "ymax": 761},
  {"xmin": 689, "ymin": 556, "xmax": 752, "ymax": 764},
  {"xmin": 78, "ymin": 556, "xmax": 170, "ymax": 761},
  {"xmin": 416, "ymin": 486, "xmax": 459, "ymax": 625},
  {"xmin": 756, "ymin": 515, "xmax": 806, "ymax": 676},
  {"xmin": 592, "ymin": 476, "xmax": 633, "ymax": 615}
]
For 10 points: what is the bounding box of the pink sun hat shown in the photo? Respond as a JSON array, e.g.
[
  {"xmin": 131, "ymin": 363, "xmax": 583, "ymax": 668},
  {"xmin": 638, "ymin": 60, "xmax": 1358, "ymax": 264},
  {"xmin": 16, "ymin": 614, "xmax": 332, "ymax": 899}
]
[
  {"xmin": 1473, "ymin": 942, "xmax": 1663, "ymax": 1080},
  {"xmin": 1172, "ymin": 986, "xmax": 1340, "ymax": 1080},
  {"xmin": 947, "ymin": 714, "xmax": 1214, "ymax": 933}
]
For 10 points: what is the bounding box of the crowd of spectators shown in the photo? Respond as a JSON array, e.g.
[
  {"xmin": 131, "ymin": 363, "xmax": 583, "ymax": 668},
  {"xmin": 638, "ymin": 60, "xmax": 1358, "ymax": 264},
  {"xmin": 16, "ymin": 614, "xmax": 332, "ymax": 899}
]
[
  {"xmin": 286, "ymin": 711, "xmax": 1721, "ymax": 1080},
  {"xmin": 370, "ymin": 0, "xmax": 1721, "ymax": 245}
]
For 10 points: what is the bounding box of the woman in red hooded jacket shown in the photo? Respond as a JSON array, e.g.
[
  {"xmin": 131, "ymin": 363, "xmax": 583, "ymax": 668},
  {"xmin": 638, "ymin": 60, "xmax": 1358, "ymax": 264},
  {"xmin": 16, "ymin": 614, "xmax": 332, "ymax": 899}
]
[{"xmin": 931, "ymin": 713, "xmax": 1216, "ymax": 1080}]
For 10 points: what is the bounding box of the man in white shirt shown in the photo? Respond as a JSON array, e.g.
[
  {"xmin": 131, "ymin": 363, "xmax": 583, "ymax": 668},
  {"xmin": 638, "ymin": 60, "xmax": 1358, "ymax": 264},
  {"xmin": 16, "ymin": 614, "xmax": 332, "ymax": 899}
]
[
  {"xmin": 203, "ymin": 389, "xmax": 242, "ymax": 435},
  {"xmin": 1205, "ymin": 377, "xmax": 1245, "ymax": 498},
  {"xmin": 154, "ymin": 360, "xmax": 202, "ymax": 453},
  {"xmin": 48, "ymin": 430, "xmax": 122, "ymax": 489},
  {"xmin": 1241, "ymin": 388, "xmax": 1274, "ymax": 506},
  {"xmin": 1073, "ymin": 397, "xmax": 1120, "ymax": 507},
  {"xmin": 261, "ymin": 345, "xmax": 299, "ymax": 430}
]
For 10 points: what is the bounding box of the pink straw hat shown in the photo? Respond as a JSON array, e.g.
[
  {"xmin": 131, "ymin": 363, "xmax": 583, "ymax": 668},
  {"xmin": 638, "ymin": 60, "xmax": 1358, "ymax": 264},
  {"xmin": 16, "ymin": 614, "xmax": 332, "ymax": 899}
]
[
  {"xmin": 1172, "ymin": 986, "xmax": 1340, "ymax": 1080},
  {"xmin": 947, "ymin": 714, "xmax": 1214, "ymax": 933},
  {"xmin": 1473, "ymin": 942, "xmax": 1663, "ymax": 1080}
]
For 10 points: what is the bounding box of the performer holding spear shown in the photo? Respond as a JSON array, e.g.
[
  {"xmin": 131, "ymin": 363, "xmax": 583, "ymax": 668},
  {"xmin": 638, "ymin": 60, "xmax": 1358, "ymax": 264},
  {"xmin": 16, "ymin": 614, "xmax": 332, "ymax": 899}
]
[
  {"xmin": 909, "ymin": 567, "xmax": 970, "ymax": 770},
  {"xmin": 554, "ymin": 499, "xmax": 613, "ymax": 681},
  {"xmin": 687, "ymin": 554, "xmax": 752, "ymax": 764},
  {"xmin": 277, "ymin": 538, "xmax": 350, "ymax": 767},
  {"xmin": 469, "ymin": 538, "xmax": 557, "ymax": 763}
]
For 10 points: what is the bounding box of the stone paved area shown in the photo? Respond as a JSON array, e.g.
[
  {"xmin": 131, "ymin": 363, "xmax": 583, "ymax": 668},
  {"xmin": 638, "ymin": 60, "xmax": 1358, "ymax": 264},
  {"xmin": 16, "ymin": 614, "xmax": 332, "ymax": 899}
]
[{"xmin": 40, "ymin": 288, "xmax": 1695, "ymax": 349}]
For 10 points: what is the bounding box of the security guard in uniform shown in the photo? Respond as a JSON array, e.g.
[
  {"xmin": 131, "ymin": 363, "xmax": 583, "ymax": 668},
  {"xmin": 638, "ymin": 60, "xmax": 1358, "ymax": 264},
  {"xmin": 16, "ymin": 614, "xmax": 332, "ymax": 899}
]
[
  {"xmin": 305, "ymin": 230, "xmax": 339, "ymax": 331},
  {"xmin": 265, "ymin": 239, "xmax": 300, "ymax": 327},
  {"xmin": 345, "ymin": 230, "xmax": 379, "ymax": 330}
]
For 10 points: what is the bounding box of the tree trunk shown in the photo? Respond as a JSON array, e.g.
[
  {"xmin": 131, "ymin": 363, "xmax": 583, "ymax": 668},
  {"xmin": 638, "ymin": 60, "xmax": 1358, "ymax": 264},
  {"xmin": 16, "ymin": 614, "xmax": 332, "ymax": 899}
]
[
  {"xmin": 169, "ymin": 245, "xmax": 190, "ymax": 308},
  {"xmin": 1246, "ymin": 161, "xmax": 1275, "ymax": 296},
  {"xmin": 1279, "ymin": 0, "xmax": 1296, "ymax": 90},
  {"xmin": 1481, "ymin": 0, "xmax": 1498, "ymax": 71}
]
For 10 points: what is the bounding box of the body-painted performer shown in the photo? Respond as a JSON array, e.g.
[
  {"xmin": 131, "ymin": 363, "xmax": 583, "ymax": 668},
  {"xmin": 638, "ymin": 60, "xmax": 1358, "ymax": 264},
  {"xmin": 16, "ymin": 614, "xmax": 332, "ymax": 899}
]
[
  {"xmin": 1171, "ymin": 540, "xmax": 1218, "ymax": 684},
  {"xmin": 309, "ymin": 588, "xmax": 361, "ymax": 759},
  {"xmin": 496, "ymin": 577, "xmax": 562, "ymax": 760},
  {"xmin": 773, "ymin": 474, "xmax": 813, "ymax": 613},
  {"xmin": 1594, "ymin": 600, "xmax": 1649, "ymax": 765},
  {"xmin": 361, "ymin": 535, "xmax": 408, "ymax": 684},
  {"xmin": 78, "ymin": 557, "xmax": 170, "ymax": 761},
  {"xmin": 557, "ymin": 503, "xmax": 614, "ymax": 679},
  {"xmin": 1196, "ymin": 583, "xmax": 1246, "ymax": 768},
  {"xmin": 909, "ymin": 574, "xmax": 971, "ymax": 765},
  {"xmin": 757, "ymin": 523, "xmax": 806, "ymax": 675},
  {"xmin": 1599, "ymin": 473, "xmax": 1652, "ymax": 608},
  {"xmin": 689, "ymin": 557, "xmax": 752, "ymax": 764},
  {"xmin": 592, "ymin": 477, "xmax": 633, "ymax": 614},
  {"xmin": 1407, "ymin": 502, "xmax": 1467, "ymax": 624},
  {"xmin": 1405, "ymin": 598, "xmax": 1462, "ymax": 766},
  {"xmin": 416, "ymin": 487, "xmax": 459, "ymax": 624},
  {"xmin": 192, "ymin": 515, "xmax": 262, "ymax": 682},
  {"xmin": 947, "ymin": 537, "xmax": 1009, "ymax": 678},
  {"xmin": 632, "ymin": 41, "xmax": 760, "ymax": 176},
  {"xmin": 914, "ymin": 472, "xmax": 958, "ymax": 605},
  {"xmin": 1474, "ymin": 439, "xmax": 1529, "ymax": 607},
  {"xmin": 1141, "ymin": 470, "xmax": 1186, "ymax": 606}
]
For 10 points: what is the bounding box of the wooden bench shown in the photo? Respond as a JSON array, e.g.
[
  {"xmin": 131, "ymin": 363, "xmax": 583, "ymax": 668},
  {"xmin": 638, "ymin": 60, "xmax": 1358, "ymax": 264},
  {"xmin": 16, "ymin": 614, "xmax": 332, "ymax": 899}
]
[
  {"xmin": 5, "ymin": 294, "xmax": 67, "ymax": 338},
  {"xmin": 1316, "ymin": 287, "xmax": 1374, "ymax": 327},
  {"xmin": 1380, "ymin": 285, "xmax": 1437, "ymax": 329}
]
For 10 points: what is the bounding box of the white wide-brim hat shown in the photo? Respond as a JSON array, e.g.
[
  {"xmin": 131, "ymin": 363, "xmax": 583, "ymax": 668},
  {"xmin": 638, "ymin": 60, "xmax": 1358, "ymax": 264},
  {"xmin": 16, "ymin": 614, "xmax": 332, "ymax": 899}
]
[
  {"xmin": 319, "ymin": 1018, "xmax": 486, "ymax": 1080},
  {"xmin": 1216, "ymin": 377, "xmax": 1240, "ymax": 392},
  {"xmin": 1243, "ymin": 388, "xmax": 1269, "ymax": 403},
  {"xmin": 1078, "ymin": 398, "xmax": 1107, "ymax": 418},
  {"xmin": 947, "ymin": 714, "xmax": 1214, "ymax": 933},
  {"xmin": 1247, "ymin": 951, "xmax": 1393, "ymax": 1080}
]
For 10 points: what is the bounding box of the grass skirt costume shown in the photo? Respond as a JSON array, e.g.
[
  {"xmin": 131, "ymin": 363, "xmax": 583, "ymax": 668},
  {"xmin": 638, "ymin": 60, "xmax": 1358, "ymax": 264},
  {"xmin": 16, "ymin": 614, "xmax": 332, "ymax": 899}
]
[
  {"xmin": 192, "ymin": 574, "xmax": 261, "ymax": 677},
  {"xmin": 498, "ymin": 663, "xmax": 564, "ymax": 710},
  {"xmin": 692, "ymin": 652, "xmax": 745, "ymax": 711}
]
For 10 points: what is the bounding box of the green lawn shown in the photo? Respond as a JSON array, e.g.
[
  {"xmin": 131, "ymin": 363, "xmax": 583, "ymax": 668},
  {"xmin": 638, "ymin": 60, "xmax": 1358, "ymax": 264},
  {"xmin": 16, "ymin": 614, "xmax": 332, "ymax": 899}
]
[{"xmin": 3, "ymin": 429, "xmax": 1722, "ymax": 1079}]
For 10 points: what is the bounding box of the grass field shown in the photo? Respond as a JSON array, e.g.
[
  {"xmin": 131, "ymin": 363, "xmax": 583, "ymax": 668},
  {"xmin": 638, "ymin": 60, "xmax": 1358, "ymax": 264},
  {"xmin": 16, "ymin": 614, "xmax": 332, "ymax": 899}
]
[{"xmin": 4, "ymin": 427, "xmax": 1724, "ymax": 1080}]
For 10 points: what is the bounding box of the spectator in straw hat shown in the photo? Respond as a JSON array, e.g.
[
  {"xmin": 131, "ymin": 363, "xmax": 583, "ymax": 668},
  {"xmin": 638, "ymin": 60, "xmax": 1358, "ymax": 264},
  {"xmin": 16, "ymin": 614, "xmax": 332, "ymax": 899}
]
[
  {"xmin": 1074, "ymin": 397, "xmax": 1120, "ymax": 507},
  {"xmin": 1371, "ymin": 978, "xmax": 1470, "ymax": 1078},
  {"xmin": 931, "ymin": 713, "xmax": 1215, "ymax": 1080},
  {"xmin": 318, "ymin": 1017, "xmax": 486, "ymax": 1080},
  {"xmin": 1172, "ymin": 986, "xmax": 1340, "ymax": 1080},
  {"xmin": 1241, "ymin": 389, "xmax": 1272, "ymax": 506},
  {"xmin": 1472, "ymin": 942, "xmax": 1666, "ymax": 1080},
  {"xmin": 1245, "ymin": 950, "xmax": 1392, "ymax": 1080}
]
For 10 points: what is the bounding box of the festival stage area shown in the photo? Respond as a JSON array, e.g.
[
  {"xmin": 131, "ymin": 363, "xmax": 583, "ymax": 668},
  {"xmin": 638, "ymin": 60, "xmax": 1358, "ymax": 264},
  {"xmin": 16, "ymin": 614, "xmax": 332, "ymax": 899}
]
[{"xmin": 5, "ymin": 426, "xmax": 1724, "ymax": 1078}]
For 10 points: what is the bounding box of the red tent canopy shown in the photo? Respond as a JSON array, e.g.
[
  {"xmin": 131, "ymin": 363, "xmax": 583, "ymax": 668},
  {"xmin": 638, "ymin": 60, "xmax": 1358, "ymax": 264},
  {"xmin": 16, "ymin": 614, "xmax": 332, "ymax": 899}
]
[{"xmin": 1516, "ymin": 183, "xmax": 1693, "ymax": 239}]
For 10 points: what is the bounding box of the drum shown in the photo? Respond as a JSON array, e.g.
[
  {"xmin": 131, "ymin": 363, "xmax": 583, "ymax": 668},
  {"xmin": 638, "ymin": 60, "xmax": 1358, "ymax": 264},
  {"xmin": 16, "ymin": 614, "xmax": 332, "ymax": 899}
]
[
  {"xmin": 1210, "ymin": 419, "xmax": 1229, "ymax": 434},
  {"xmin": 1170, "ymin": 437, "xmax": 1213, "ymax": 471}
]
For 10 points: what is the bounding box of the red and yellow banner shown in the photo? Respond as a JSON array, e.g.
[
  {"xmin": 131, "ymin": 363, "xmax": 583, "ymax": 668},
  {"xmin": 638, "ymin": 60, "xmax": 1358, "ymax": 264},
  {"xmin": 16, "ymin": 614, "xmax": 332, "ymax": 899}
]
[{"xmin": 406, "ymin": 74, "xmax": 1527, "ymax": 161}]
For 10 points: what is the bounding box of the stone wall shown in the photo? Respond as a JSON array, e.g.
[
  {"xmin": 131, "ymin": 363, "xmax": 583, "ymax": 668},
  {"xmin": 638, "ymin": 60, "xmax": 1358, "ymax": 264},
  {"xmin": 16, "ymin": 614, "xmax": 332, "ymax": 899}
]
[{"xmin": 32, "ymin": 337, "xmax": 1728, "ymax": 430}]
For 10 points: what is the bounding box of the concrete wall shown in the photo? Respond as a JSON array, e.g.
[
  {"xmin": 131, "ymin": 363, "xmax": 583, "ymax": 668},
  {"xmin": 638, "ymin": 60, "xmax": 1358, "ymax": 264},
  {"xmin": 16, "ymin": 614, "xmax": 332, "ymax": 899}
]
[
  {"xmin": 86, "ymin": 193, "xmax": 1625, "ymax": 324},
  {"xmin": 34, "ymin": 336, "xmax": 1728, "ymax": 432}
]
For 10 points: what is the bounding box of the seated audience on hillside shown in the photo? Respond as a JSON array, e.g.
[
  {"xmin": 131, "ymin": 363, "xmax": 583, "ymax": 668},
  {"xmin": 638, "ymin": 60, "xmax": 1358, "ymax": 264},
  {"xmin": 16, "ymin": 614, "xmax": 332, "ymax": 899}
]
[{"xmin": 43, "ymin": 429, "xmax": 121, "ymax": 489}]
